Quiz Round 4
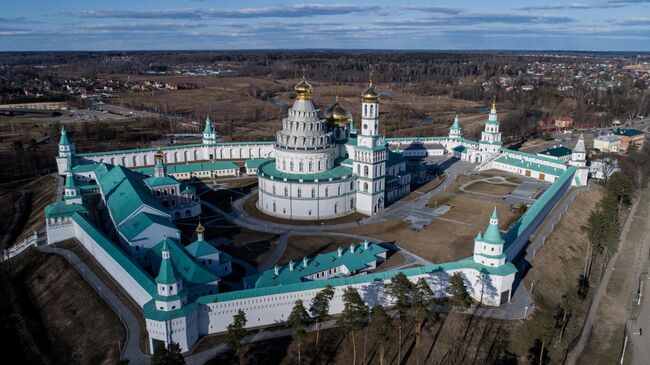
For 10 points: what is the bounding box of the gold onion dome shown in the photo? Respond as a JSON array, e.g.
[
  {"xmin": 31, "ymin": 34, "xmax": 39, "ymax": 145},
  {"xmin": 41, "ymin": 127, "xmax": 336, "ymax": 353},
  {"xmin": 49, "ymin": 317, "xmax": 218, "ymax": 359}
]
[
  {"xmin": 361, "ymin": 80, "xmax": 380, "ymax": 103},
  {"xmin": 155, "ymin": 148, "xmax": 164, "ymax": 161},
  {"xmin": 294, "ymin": 77, "xmax": 313, "ymax": 100},
  {"xmin": 195, "ymin": 221, "xmax": 205, "ymax": 234},
  {"xmin": 324, "ymin": 96, "xmax": 352, "ymax": 125}
]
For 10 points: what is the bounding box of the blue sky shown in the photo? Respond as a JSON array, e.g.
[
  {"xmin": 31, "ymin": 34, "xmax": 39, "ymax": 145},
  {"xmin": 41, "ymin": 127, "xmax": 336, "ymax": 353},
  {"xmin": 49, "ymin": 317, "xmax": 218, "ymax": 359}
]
[{"xmin": 2, "ymin": 0, "xmax": 650, "ymax": 51}]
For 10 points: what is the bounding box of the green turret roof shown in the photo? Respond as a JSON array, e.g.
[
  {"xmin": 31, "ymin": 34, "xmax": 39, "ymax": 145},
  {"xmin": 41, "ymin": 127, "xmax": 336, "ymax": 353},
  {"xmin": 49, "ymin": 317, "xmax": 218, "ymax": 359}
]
[
  {"xmin": 475, "ymin": 230, "xmax": 483, "ymax": 241},
  {"xmin": 155, "ymin": 238, "xmax": 181, "ymax": 285},
  {"xmin": 482, "ymin": 208, "xmax": 504, "ymax": 245},
  {"xmin": 59, "ymin": 126, "xmax": 70, "ymax": 146},
  {"xmin": 203, "ymin": 116, "xmax": 214, "ymax": 134},
  {"xmin": 64, "ymin": 174, "xmax": 77, "ymax": 190},
  {"xmin": 451, "ymin": 115, "xmax": 461, "ymax": 130}
]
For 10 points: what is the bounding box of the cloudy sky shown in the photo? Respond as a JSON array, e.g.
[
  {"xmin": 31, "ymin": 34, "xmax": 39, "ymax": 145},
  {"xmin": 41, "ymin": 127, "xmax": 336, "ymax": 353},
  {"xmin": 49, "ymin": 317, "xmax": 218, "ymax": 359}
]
[{"xmin": 2, "ymin": 0, "xmax": 650, "ymax": 51}]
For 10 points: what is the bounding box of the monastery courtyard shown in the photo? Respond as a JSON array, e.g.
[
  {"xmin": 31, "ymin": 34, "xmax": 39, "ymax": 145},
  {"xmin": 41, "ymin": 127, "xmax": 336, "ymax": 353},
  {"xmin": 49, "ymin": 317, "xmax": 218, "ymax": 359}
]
[{"xmin": 173, "ymin": 155, "xmax": 550, "ymax": 287}]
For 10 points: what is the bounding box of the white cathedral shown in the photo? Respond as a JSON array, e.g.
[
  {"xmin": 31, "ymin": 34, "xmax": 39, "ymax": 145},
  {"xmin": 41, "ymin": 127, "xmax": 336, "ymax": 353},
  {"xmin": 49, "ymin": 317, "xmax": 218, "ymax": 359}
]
[{"xmin": 257, "ymin": 78, "xmax": 410, "ymax": 220}]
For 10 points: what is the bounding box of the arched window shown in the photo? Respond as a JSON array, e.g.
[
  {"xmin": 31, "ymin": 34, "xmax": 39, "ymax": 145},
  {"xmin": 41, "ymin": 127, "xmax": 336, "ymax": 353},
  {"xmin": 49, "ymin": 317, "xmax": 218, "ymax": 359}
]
[
  {"xmin": 273, "ymin": 202, "xmax": 277, "ymax": 212},
  {"xmin": 299, "ymin": 161, "xmax": 303, "ymax": 172},
  {"xmin": 318, "ymin": 161, "xmax": 321, "ymax": 170},
  {"xmin": 364, "ymin": 166, "xmax": 369, "ymax": 176},
  {"xmin": 357, "ymin": 165, "xmax": 360, "ymax": 175},
  {"xmin": 309, "ymin": 161, "xmax": 313, "ymax": 171},
  {"xmin": 363, "ymin": 182, "xmax": 368, "ymax": 191},
  {"xmin": 350, "ymin": 181, "xmax": 354, "ymax": 190},
  {"xmin": 284, "ymin": 187, "xmax": 288, "ymax": 196},
  {"xmin": 290, "ymin": 161, "xmax": 294, "ymax": 171},
  {"xmin": 350, "ymin": 198, "xmax": 354, "ymax": 209},
  {"xmin": 338, "ymin": 185, "xmax": 341, "ymax": 195},
  {"xmin": 297, "ymin": 188, "xmax": 302, "ymax": 198},
  {"xmin": 272, "ymin": 185, "xmax": 276, "ymax": 195},
  {"xmin": 325, "ymin": 187, "xmax": 329, "ymax": 197},
  {"xmin": 311, "ymin": 188, "xmax": 315, "ymax": 198}
]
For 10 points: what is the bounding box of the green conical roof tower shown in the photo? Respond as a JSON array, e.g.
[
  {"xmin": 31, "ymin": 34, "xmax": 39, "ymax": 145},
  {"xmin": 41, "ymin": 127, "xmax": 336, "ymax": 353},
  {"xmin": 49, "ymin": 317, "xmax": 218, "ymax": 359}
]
[
  {"xmin": 203, "ymin": 115, "xmax": 214, "ymax": 134},
  {"xmin": 482, "ymin": 208, "xmax": 504, "ymax": 245},
  {"xmin": 451, "ymin": 114, "xmax": 461, "ymax": 130},
  {"xmin": 59, "ymin": 126, "xmax": 70, "ymax": 146},
  {"xmin": 155, "ymin": 238, "xmax": 180, "ymax": 285}
]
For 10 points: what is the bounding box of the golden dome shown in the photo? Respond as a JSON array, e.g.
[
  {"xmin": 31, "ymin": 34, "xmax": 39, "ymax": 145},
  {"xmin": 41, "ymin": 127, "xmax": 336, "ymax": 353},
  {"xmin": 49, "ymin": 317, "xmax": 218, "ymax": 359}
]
[
  {"xmin": 195, "ymin": 221, "xmax": 205, "ymax": 234},
  {"xmin": 155, "ymin": 148, "xmax": 164, "ymax": 161},
  {"xmin": 361, "ymin": 80, "xmax": 380, "ymax": 103},
  {"xmin": 294, "ymin": 77, "xmax": 313, "ymax": 100},
  {"xmin": 324, "ymin": 96, "xmax": 351, "ymax": 125}
]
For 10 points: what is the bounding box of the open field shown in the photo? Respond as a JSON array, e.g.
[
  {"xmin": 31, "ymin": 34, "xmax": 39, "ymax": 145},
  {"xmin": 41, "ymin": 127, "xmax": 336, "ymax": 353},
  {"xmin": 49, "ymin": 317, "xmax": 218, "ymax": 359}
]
[
  {"xmin": 108, "ymin": 75, "xmax": 496, "ymax": 140},
  {"xmin": 436, "ymin": 194, "xmax": 518, "ymax": 227},
  {"xmin": 337, "ymin": 218, "xmax": 475, "ymax": 263},
  {"xmin": 1, "ymin": 247, "xmax": 124, "ymax": 365}
]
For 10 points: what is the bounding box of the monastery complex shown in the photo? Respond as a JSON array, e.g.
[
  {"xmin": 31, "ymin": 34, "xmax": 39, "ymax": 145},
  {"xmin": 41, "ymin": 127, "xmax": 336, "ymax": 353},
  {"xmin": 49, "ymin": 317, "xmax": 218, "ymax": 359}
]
[{"xmin": 45, "ymin": 78, "xmax": 589, "ymax": 352}]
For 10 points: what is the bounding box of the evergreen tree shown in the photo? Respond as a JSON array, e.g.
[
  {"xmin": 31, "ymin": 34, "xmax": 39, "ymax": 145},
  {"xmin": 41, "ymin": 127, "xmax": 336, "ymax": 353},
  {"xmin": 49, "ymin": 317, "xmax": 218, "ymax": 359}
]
[
  {"xmin": 337, "ymin": 287, "xmax": 369, "ymax": 365},
  {"xmin": 287, "ymin": 299, "xmax": 310, "ymax": 365},
  {"xmin": 226, "ymin": 309, "xmax": 247, "ymax": 364},
  {"xmin": 413, "ymin": 277, "xmax": 436, "ymax": 364},
  {"xmin": 446, "ymin": 272, "xmax": 472, "ymax": 310},
  {"xmin": 151, "ymin": 342, "xmax": 185, "ymax": 365},
  {"xmin": 385, "ymin": 272, "xmax": 413, "ymax": 364},
  {"xmin": 309, "ymin": 285, "xmax": 335, "ymax": 350},
  {"xmin": 370, "ymin": 305, "xmax": 392, "ymax": 365}
]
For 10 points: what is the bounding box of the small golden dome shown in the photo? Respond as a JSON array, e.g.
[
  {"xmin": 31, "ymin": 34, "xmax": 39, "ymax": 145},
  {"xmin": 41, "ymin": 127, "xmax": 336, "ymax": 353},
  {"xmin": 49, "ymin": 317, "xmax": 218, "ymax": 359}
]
[
  {"xmin": 294, "ymin": 77, "xmax": 313, "ymax": 100},
  {"xmin": 324, "ymin": 97, "xmax": 351, "ymax": 126},
  {"xmin": 361, "ymin": 80, "xmax": 380, "ymax": 103},
  {"xmin": 195, "ymin": 222, "xmax": 205, "ymax": 234},
  {"xmin": 155, "ymin": 148, "xmax": 164, "ymax": 161}
]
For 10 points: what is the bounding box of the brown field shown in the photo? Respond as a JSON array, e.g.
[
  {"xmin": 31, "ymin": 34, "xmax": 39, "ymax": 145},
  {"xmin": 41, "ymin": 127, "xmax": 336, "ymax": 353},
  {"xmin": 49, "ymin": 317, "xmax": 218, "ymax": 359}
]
[
  {"xmin": 108, "ymin": 75, "xmax": 497, "ymax": 141},
  {"xmin": 2, "ymin": 247, "xmax": 124, "ymax": 365},
  {"xmin": 337, "ymin": 218, "xmax": 475, "ymax": 264},
  {"xmin": 437, "ymin": 194, "xmax": 517, "ymax": 228}
]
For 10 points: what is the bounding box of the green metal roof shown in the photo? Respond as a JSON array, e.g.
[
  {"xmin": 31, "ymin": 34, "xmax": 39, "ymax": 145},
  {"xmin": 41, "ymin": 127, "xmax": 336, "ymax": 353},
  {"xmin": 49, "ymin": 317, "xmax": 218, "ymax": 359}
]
[
  {"xmin": 118, "ymin": 212, "xmax": 177, "ymax": 241},
  {"xmin": 503, "ymin": 166, "xmax": 576, "ymax": 251},
  {"xmin": 482, "ymin": 208, "xmax": 504, "ymax": 245},
  {"xmin": 203, "ymin": 117, "xmax": 214, "ymax": 134},
  {"xmin": 185, "ymin": 240, "xmax": 220, "ymax": 258},
  {"xmin": 156, "ymin": 238, "xmax": 181, "ymax": 285},
  {"xmin": 539, "ymin": 146, "xmax": 572, "ymax": 158},
  {"xmin": 72, "ymin": 163, "xmax": 103, "ymax": 173},
  {"xmin": 149, "ymin": 238, "xmax": 219, "ymax": 287},
  {"xmin": 387, "ymin": 151, "xmax": 405, "ymax": 167},
  {"xmin": 254, "ymin": 242, "xmax": 389, "ymax": 288},
  {"xmin": 451, "ymin": 115, "xmax": 461, "ymax": 130},
  {"xmin": 76, "ymin": 141, "xmax": 274, "ymax": 157},
  {"xmin": 44, "ymin": 201, "xmax": 88, "ymax": 218},
  {"xmin": 59, "ymin": 127, "xmax": 70, "ymax": 146},
  {"xmin": 614, "ymin": 128, "xmax": 643, "ymax": 137},
  {"xmin": 64, "ymin": 174, "xmax": 77, "ymax": 190},
  {"xmin": 245, "ymin": 158, "xmax": 272, "ymax": 169},
  {"xmin": 258, "ymin": 159, "xmax": 353, "ymax": 183},
  {"xmin": 180, "ymin": 185, "xmax": 196, "ymax": 194},
  {"xmin": 71, "ymin": 213, "xmax": 157, "ymax": 294},
  {"xmin": 144, "ymin": 175, "xmax": 179, "ymax": 188},
  {"xmin": 97, "ymin": 165, "xmax": 169, "ymax": 225},
  {"xmin": 494, "ymin": 156, "xmax": 564, "ymax": 177},
  {"xmin": 501, "ymin": 148, "xmax": 565, "ymax": 166},
  {"xmin": 137, "ymin": 161, "xmax": 240, "ymax": 176}
]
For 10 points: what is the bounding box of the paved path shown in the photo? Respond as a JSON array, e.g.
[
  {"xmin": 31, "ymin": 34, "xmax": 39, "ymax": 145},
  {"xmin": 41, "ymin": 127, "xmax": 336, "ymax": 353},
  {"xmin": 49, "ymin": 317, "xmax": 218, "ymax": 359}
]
[{"xmin": 38, "ymin": 240, "xmax": 150, "ymax": 364}]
